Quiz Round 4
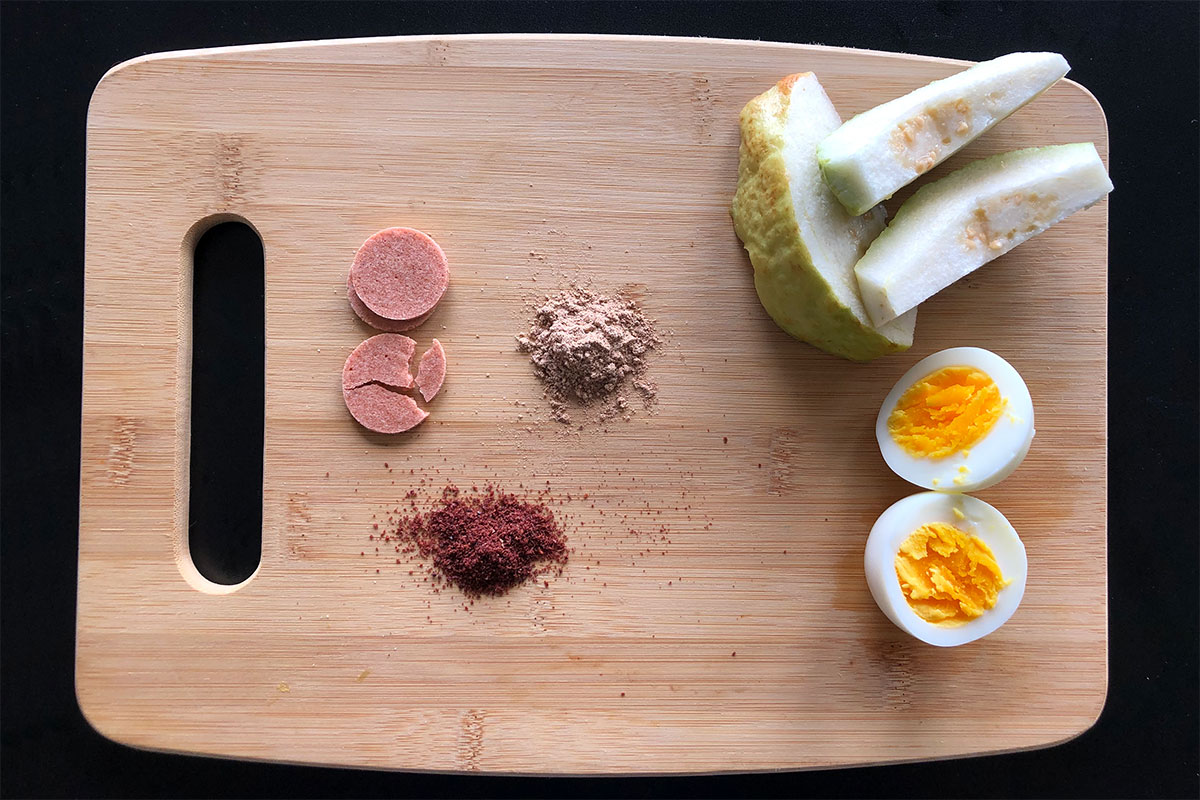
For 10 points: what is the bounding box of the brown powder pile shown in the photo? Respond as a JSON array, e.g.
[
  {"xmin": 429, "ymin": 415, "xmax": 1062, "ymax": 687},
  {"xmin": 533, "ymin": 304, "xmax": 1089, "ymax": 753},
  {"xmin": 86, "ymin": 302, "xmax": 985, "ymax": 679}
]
[{"xmin": 516, "ymin": 287, "xmax": 659, "ymax": 423}]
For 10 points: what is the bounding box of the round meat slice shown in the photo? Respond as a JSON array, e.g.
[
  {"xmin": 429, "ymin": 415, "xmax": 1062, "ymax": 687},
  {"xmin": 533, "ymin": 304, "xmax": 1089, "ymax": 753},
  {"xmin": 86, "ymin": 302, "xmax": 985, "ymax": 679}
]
[
  {"xmin": 342, "ymin": 334, "xmax": 416, "ymax": 392},
  {"xmin": 343, "ymin": 383, "xmax": 428, "ymax": 434},
  {"xmin": 414, "ymin": 339, "xmax": 446, "ymax": 402},
  {"xmin": 348, "ymin": 279, "xmax": 433, "ymax": 332},
  {"xmin": 349, "ymin": 227, "xmax": 449, "ymax": 322}
]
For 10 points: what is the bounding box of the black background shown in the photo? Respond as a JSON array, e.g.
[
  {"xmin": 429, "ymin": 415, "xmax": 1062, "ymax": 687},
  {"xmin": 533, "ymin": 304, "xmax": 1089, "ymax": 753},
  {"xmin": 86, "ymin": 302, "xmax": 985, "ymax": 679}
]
[{"xmin": 2, "ymin": 2, "xmax": 1197, "ymax": 797}]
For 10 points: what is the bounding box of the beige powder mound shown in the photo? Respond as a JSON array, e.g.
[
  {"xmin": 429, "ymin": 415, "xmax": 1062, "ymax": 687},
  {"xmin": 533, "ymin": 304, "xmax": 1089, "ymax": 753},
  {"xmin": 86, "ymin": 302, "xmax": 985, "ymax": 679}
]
[{"xmin": 516, "ymin": 287, "xmax": 659, "ymax": 424}]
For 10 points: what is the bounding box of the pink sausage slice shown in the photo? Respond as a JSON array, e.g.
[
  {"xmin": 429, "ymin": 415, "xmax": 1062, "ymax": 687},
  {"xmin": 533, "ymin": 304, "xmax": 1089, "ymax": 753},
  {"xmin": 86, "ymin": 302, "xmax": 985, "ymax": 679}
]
[
  {"xmin": 349, "ymin": 228, "xmax": 449, "ymax": 322},
  {"xmin": 414, "ymin": 339, "xmax": 446, "ymax": 402},
  {"xmin": 343, "ymin": 383, "xmax": 428, "ymax": 434},
  {"xmin": 342, "ymin": 334, "xmax": 416, "ymax": 392},
  {"xmin": 348, "ymin": 279, "xmax": 433, "ymax": 332}
]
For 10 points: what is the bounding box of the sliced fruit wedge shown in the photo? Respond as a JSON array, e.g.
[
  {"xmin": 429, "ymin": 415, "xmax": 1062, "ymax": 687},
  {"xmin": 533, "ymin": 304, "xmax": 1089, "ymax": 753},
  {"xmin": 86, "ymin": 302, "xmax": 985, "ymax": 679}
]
[
  {"xmin": 854, "ymin": 143, "xmax": 1113, "ymax": 326},
  {"xmin": 817, "ymin": 52, "xmax": 1071, "ymax": 216},
  {"xmin": 731, "ymin": 72, "xmax": 916, "ymax": 362}
]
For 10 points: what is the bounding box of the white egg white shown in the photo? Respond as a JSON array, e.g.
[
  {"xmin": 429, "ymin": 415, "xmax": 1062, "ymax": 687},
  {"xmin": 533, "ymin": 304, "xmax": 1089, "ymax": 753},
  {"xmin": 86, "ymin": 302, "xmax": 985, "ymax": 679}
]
[
  {"xmin": 876, "ymin": 347, "xmax": 1035, "ymax": 492},
  {"xmin": 864, "ymin": 492, "xmax": 1027, "ymax": 647}
]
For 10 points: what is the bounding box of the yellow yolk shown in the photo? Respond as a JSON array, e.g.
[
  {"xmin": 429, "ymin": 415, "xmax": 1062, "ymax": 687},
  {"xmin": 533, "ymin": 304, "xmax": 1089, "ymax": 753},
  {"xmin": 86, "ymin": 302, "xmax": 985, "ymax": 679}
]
[
  {"xmin": 887, "ymin": 366, "xmax": 1004, "ymax": 459},
  {"xmin": 895, "ymin": 522, "xmax": 1007, "ymax": 625}
]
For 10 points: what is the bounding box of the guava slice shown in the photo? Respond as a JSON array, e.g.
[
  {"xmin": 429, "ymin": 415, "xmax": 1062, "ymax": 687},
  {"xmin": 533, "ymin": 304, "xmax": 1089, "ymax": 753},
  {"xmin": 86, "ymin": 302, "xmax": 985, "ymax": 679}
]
[
  {"xmin": 731, "ymin": 72, "xmax": 916, "ymax": 362},
  {"xmin": 854, "ymin": 143, "xmax": 1113, "ymax": 326},
  {"xmin": 817, "ymin": 52, "xmax": 1070, "ymax": 216}
]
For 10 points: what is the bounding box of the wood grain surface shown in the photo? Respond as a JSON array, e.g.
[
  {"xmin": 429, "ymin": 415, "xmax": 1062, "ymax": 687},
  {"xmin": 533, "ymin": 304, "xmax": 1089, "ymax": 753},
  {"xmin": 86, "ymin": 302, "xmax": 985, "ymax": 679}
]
[{"xmin": 77, "ymin": 34, "xmax": 1109, "ymax": 774}]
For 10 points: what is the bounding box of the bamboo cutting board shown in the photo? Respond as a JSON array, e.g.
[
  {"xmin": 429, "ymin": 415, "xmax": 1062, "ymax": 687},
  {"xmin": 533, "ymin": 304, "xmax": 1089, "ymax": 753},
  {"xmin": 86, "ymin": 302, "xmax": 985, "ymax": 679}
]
[{"xmin": 78, "ymin": 35, "xmax": 1109, "ymax": 774}]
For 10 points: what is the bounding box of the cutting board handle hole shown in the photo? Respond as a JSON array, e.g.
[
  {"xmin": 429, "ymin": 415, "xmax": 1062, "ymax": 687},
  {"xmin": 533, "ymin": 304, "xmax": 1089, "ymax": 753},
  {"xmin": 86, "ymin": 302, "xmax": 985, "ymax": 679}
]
[{"xmin": 180, "ymin": 218, "xmax": 264, "ymax": 592}]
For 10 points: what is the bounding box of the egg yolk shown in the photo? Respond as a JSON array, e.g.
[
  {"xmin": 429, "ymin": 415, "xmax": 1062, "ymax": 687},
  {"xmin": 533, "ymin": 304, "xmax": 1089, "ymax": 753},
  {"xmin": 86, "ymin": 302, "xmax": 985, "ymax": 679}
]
[
  {"xmin": 888, "ymin": 366, "xmax": 1004, "ymax": 459},
  {"xmin": 895, "ymin": 522, "xmax": 1007, "ymax": 625}
]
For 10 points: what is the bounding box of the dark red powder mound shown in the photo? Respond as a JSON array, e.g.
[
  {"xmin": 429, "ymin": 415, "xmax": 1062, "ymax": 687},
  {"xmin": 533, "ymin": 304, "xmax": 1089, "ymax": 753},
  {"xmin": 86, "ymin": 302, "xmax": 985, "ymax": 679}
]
[{"xmin": 392, "ymin": 486, "xmax": 568, "ymax": 596}]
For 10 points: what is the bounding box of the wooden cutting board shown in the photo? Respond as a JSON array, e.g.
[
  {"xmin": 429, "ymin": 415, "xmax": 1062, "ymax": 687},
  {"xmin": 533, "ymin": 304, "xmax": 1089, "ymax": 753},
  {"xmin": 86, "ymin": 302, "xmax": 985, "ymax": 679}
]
[{"xmin": 77, "ymin": 34, "xmax": 1109, "ymax": 774}]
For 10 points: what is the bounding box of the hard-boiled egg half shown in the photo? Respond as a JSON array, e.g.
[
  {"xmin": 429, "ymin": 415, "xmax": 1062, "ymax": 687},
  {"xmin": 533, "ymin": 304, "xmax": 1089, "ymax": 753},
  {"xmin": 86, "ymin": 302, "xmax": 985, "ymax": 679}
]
[
  {"xmin": 876, "ymin": 347, "xmax": 1034, "ymax": 492},
  {"xmin": 865, "ymin": 492, "xmax": 1028, "ymax": 646}
]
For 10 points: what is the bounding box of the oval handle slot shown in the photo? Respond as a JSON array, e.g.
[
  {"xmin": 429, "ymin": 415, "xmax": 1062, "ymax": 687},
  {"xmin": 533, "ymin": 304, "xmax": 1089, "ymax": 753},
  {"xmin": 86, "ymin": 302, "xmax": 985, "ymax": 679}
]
[{"xmin": 185, "ymin": 220, "xmax": 264, "ymax": 587}]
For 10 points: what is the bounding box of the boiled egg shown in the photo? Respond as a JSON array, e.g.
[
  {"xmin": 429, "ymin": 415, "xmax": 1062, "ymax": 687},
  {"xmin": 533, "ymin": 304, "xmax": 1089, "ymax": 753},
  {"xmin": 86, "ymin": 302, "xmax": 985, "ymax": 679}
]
[
  {"xmin": 865, "ymin": 492, "xmax": 1027, "ymax": 646},
  {"xmin": 876, "ymin": 347, "xmax": 1034, "ymax": 492}
]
